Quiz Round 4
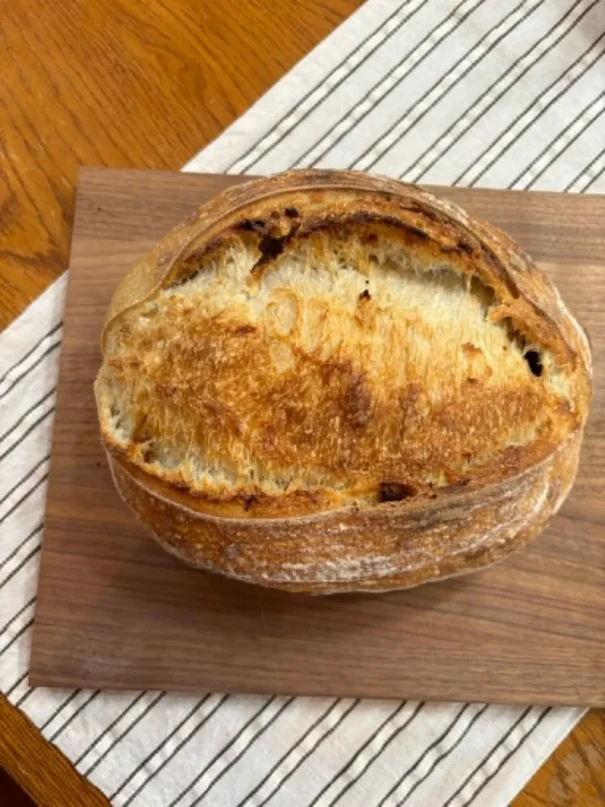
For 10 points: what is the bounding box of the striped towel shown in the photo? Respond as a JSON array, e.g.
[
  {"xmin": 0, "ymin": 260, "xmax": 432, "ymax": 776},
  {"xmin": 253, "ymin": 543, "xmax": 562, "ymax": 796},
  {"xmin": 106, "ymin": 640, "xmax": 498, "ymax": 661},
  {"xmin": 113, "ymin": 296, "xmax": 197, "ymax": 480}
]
[{"xmin": 1, "ymin": 1, "xmax": 603, "ymax": 805}]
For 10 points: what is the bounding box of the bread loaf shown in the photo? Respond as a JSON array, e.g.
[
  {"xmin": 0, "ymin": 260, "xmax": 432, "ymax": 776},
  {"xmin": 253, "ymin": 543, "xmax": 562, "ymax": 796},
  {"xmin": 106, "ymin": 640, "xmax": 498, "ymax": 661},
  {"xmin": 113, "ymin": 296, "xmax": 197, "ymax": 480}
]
[{"xmin": 95, "ymin": 170, "xmax": 592, "ymax": 593}]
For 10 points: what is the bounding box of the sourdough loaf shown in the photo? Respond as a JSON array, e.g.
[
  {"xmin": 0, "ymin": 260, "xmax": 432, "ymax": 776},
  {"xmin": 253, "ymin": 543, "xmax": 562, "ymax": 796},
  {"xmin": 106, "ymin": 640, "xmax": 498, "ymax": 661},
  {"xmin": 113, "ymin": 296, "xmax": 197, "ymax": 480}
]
[{"xmin": 95, "ymin": 170, "xmax": 592, "ymax": 593}]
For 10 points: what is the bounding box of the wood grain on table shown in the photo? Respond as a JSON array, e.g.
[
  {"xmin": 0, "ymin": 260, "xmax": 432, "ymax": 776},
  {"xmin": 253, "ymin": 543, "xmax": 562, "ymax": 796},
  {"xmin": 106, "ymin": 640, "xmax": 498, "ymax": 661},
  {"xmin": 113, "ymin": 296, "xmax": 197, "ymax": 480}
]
[{"xmin": 0, "ymin": 1, "xmax": 601, "ymax": 805}]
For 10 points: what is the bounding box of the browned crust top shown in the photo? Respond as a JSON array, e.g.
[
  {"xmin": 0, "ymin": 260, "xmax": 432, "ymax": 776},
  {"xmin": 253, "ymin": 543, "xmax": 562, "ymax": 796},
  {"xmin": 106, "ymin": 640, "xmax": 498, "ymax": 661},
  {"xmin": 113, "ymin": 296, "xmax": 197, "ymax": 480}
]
[{"xmin": 96, "ymin": 170, "xmax": 592, "ymax": 520}]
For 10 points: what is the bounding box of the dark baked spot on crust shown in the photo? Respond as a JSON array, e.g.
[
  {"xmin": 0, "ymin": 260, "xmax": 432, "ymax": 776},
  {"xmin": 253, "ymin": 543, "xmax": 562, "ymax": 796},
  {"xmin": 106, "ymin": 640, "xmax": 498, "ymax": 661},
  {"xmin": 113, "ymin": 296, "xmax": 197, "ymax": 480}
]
[
  {"xmin": 170, "ymin": 240, "xmax": 227, "ymax": 287},
  {"xmin": 359, "ymin": 289, "xmax": 371, "ymax": 301},
  {"xmin": 242, "ymin": 494, "xmax": 258, "ymax": 511},
  {"xmin": 259, "ymin": 233, "xmax": 287, "ymax": 261},
  {"xmin": 378, "ymin": 480, "xmax": 417, "ymax": 503},
  {"xmin": 249, "ymin": 222, "xmax": 301, "ymax": 276},
  {"xmin": 524, "ymin": 349, "xmax": 543, "ymax": 377},
  {"xmin": 234, "ymin": 324, "xmax": 256, "ymax": 336},
  {"xmin": 238, "ymin": 218, "xmax": 266, "ymax": 232},
  {"xmin": 403, "ymin": 224, "xmax": 429, "ymax": 240},
  {"xmin": 174, "ymin": 268, "xmax": 201, "ymax": 286},
  {"xmin": 285, "ymin": 207, "xmax": 299, "ymax": 218},
  {"xmin": 458, "ymin": 240, "xmax": 473, "ymax": 254}
]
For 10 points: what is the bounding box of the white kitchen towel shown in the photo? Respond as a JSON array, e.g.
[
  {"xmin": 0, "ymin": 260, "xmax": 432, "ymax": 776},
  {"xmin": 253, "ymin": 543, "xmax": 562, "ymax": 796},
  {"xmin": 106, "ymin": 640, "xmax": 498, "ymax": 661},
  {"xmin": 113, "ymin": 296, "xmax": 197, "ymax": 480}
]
[{"xmin": 1, "ymin": 1, "xmax": 604, "ymax": 805}]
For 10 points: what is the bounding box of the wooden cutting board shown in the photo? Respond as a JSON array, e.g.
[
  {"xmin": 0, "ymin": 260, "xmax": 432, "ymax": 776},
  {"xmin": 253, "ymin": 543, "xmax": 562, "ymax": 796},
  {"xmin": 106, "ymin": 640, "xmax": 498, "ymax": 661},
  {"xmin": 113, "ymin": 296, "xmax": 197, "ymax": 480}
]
[{"xmin": 30, "ymin": 168, "xmax": 605, "ymax": 706}]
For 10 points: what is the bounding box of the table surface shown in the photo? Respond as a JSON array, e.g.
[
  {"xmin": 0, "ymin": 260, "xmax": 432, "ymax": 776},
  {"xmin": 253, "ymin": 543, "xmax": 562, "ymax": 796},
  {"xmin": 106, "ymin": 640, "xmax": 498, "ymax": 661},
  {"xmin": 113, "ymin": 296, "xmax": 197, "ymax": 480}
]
[{"xmin": 0, "ymin": 1, "xmax": 602, "ymax": 805}]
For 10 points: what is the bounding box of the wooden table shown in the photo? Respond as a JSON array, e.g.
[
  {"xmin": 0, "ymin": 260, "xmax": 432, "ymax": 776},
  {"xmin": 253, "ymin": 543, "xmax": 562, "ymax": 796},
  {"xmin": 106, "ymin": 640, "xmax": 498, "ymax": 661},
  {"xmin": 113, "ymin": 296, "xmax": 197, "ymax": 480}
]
[{"xmin": 0, "ymin": 1, "xmax": 602, "ymax": 804}]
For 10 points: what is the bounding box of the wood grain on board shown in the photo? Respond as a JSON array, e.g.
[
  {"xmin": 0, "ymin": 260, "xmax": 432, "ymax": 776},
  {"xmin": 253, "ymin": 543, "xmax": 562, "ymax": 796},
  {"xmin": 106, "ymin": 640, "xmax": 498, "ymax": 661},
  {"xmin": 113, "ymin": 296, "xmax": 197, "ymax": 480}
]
[{"xmin": 30, "ymin": 168, "xmax": 605, "ymax": 708}]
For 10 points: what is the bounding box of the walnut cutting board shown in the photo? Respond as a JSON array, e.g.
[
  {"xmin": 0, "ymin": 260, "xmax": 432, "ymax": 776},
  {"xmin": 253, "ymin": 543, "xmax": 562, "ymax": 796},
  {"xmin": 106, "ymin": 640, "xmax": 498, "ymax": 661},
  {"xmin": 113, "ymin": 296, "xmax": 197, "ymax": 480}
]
[{"xmin": 30, "ymin": 168, "xmax": 605, "ymax": 706}]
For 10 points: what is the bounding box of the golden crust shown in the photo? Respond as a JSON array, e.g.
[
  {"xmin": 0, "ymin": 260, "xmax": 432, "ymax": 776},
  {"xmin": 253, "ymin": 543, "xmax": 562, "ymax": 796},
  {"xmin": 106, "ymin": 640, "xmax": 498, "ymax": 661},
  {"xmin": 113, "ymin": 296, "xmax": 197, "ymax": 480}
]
[
  {"xmin": 95, "ymin": 170, "xmax": 592, "ymax": 593},
  {"xmin": 106, "ymin": 428, "xmax": 581, "ymax": 593}
]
